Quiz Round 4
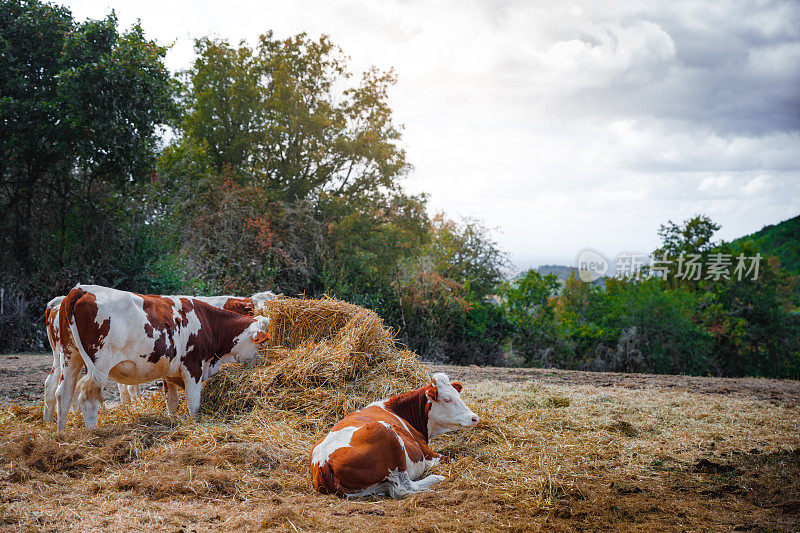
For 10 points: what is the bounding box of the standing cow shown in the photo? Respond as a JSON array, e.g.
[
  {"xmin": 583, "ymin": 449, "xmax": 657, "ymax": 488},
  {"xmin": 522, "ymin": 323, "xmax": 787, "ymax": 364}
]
[
  {"xmin": 43, "ymin": 296, "xmax": 66, "ymax": 422},
  {"xmin": 310, "ymin": 372, "xmax": 479, "ymax": 498},
  {"xmin": 44, "ymin": 296, "xmax": 140, "ymax": 422},
  {"xmin": 44, "ymin": 289, "xmax": 277, "ymax": 424},
  {"xmin": 56, "ymin": 285, "xmax": 270, "ymax": 430}
]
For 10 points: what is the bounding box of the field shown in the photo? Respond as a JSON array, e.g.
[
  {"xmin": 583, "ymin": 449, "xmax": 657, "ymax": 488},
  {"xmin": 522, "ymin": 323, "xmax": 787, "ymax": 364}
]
[{"xmin": 0, "ymin": 352, "xmax": 798, "ymax": 532}]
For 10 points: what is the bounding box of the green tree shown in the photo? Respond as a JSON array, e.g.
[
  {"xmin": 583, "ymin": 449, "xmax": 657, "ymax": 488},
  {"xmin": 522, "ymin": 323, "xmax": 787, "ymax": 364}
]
[
  {"xmin": 653, "ymin": 214, "xmax": 720, "ymax": 289},
  {"xmin": 498, "ymin": 269, "xmax": 561, "ymax": 366},
  {"xmin": 180, "ymin": 33, "xmax": 407, "ymax": 202},
  {"xmin": 702, "ymin": 241, "xmax": 800, "ymax": 378},
  {"xmin": 0, "ymin": 2, "xmax": 176, "ymax": 272},
  {"xmin": 426, "ymin": 214, "xmax": 507, "ymax": 299},
  {"xmin": 0, "ymin": 0, "xmax": 176, "ymax": 351}
]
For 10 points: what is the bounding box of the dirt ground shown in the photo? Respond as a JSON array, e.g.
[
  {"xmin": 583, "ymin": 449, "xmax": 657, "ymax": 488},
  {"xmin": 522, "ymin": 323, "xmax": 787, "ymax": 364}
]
[
  {"xmin": 1, "ymin": 353, "xmax": 799, "ymax": 532},
  {"xmin": 430, "ymin": 363, "xmax": 800, "ymax": 406},
  {"xmin": 5, "ymin": 352, "xmax": 800, "ymax": 407}
]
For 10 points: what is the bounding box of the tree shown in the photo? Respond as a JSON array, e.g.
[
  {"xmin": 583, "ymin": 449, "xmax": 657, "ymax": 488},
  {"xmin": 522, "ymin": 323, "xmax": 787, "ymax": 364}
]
[
  {"xmin": 0, "ymin": 0, "xmax": 176, "ymax": 351},
  {"xmin": 653, "ymin": 215, "xmax": 720, "ymax": 289},
  {"xmin": 426, "ymin": 214, "xmax": 508, "ymax": 299},
  {"xmin": 498, "ymin": 269, "xmax": 561, "ymax": 366},
  {"xmin": 180, "ymin": 33, "xmax": 408, "ymax": 202},
  {"xmin": 0, "ymin": 1, "xmax": 175, "ymax": 274},
  {"xmin": 702, "ymin": 241, "xmax": 800, "ymax": 378}
]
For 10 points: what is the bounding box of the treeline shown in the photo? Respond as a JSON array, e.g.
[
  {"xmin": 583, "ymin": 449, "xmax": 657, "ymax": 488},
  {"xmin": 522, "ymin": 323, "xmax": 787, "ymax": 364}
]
[
  {"xmin": 2, "ymin": 1, "xmax": 799, "ymax": 378},
  {"xmin": 0, "ymin": 1, "xmax": 506, "ymax": 364},
  {"xmin": 504, "ymin": 216, "xmax": 800, "ymax": 378}
]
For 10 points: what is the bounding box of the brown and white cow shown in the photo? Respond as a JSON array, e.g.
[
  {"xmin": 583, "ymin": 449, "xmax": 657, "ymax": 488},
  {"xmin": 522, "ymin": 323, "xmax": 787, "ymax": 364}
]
[
  {"xmin": 310, "ymin": 372, "xmax": 479, "ymax": 498},
  {"xmin": 156, "ymin": 291, "xmax": 275, "ymax": 408},
  {"xmin": 55, "ymin": 284, "xmax": 270, "ymax": 430},
  {"xmin": 45, "ymin": 289, "xmax": 276, "ymax": 424},
  {"xmin": 197, "ymin": 291, "xmax": 277, "ymax": 317},
  {"xmin": 43, "ymin": 296, "xmax": 66, "ymax": 422},
  {"xmin": 44, "ymin": 296, "xmax": 147, "ymax": 422}
]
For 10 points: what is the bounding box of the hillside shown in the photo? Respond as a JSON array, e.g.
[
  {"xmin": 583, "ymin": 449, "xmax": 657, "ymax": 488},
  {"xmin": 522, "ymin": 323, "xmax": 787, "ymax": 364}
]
[{"xmin": 732, "ymin": 214, "xmax": 800, "ymax": 274}]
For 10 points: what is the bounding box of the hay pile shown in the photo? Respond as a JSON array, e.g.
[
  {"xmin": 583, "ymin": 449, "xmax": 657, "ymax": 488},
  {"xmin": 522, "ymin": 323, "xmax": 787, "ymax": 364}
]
[{"xmin": 201, "ymin": 296, "xmax": 428, "ymax": 434}]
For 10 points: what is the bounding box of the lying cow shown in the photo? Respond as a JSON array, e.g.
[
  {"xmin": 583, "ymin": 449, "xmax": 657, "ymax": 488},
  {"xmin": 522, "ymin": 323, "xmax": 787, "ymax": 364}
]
[
  {"xmin": 44, "ymin": 296, "xmax": 142, "ymax": 423},
  {"xmin": 56, "ymin": 284, "xmax": 270, "ymax": 430},
  {"xmin": 310, "ymin": 372, "xmax": 479, "ymax": 498}
]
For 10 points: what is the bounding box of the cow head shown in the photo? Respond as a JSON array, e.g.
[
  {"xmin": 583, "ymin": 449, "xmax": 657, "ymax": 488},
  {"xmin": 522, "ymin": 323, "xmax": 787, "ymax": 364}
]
[
  {"xmin": 247, "ymin": 315, "xmax": 270, "ymax": 344},
  {"xmin": 229, "ymin": 315, "xmax": 270, "ymax": 364},
  {"xmin": 425, "ymin": 372, "xmax": 479, "ymax": 438},
  {"xmin": 250, "ymin": 290, "xmax": 278, "ymax": 311}
]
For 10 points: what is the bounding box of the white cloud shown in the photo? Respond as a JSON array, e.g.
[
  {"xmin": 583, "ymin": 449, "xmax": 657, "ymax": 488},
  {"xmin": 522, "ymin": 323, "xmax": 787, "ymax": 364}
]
[{"xmin": 62, "ymin": 0, "xmax": 800, "ymax": 269}]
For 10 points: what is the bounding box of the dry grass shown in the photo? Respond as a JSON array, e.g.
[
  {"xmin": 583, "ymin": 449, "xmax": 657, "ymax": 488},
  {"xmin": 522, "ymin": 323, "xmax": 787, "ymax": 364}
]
[
  {"xmin": 201, "ymin": 296, "xmax": 428, "ymax": 434},
  {"xmin": 1, "ymin": 296, "xmax": 799, "ymax": 531}
]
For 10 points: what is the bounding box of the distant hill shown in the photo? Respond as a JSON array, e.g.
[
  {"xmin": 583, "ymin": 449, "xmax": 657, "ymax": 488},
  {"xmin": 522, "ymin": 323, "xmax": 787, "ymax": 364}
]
[
  {"xmin": 537, "ymin": 264, "xmax": 577, "ymax": 281},
  {"xmin": 536, "ymin": 264, "xmax": 607, "ymax": 287},
  {"xmin": 731, "ymin": 215, "xmax": 800, "ymax": 274}
]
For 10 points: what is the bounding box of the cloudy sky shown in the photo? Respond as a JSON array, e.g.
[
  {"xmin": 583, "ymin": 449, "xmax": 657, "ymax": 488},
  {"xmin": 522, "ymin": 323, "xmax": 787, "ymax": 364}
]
[{"xmin": 63, "ymin": 0, "xmax": 800, "ymax": 270}]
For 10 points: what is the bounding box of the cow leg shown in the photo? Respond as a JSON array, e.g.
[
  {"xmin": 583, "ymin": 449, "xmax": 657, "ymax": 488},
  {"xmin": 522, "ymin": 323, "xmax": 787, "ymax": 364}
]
[
  {"xmin": 77, "ymin": 375, "xmax": 102, "ymax": 429},
  {"xmin": 118, "ymin": 382, "xmax": 132, "ymax": 404},
  {"xmin": 164, "ymin": 380, "xmax": 180, "ymax": 415},
  {"xmin": 346, "ymin": 470, "xmax": 446, "ymax": 499},
  {"xmin": 42, "ymin": 365, "xmax": 60, "ymax": 423},
  {"xmin": 384, "ymin": 470, "xmax": 445, "ymax": 498},
  {"xmin": 182, "ymin": 371, "xmax": 202, "ymax": 418},
  {"xmin": 55, "ymin": 356, "xmax": 84, "ymax": 431}
]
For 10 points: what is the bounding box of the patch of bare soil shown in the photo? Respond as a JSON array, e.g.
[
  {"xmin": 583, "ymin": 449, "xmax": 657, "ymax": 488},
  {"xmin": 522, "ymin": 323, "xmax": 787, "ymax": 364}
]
[
  {"xmin": 0, "ymin": 353, "xmax": 53, "ymax": 404},
  {"xmin": 431, "ymin": 363, "xmax": 800, "ymax": 406}
]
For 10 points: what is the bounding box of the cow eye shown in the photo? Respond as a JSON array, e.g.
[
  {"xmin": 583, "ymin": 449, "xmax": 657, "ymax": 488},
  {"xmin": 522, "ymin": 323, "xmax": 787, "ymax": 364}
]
[{"xmin": 443, "ymin": 397, "xmax": 452, "ymax": 403}]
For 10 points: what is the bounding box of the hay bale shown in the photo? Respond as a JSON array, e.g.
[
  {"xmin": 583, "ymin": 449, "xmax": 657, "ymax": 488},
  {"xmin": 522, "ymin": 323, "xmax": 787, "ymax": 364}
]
[{"xmin": 201, "ymin": 296, "xmax": 428, "ymax": 433}]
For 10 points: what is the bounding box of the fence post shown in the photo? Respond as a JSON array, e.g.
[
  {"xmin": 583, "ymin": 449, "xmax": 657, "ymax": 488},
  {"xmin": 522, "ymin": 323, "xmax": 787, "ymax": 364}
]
[{"xmin": 1, "ymin": 287, "xmax": 4, "ymax": 315}]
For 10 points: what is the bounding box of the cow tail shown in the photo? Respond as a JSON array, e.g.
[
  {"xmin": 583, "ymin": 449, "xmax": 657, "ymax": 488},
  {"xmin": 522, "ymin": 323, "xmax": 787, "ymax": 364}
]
[{"xmin": 64, "ymin": 291, "xmax": 108, "ymax": 388}]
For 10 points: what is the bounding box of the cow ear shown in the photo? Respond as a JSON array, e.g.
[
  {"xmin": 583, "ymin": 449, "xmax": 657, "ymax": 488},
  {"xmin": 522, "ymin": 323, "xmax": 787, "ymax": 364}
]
[
  {"xmin": 451, "ymin": 381, "xmax": 463, "ymax": 392},
  {"xmin": 252, "ymin": 330, "xmax": 269, "ymax": 344},
  {"xmin": 425, "ymin": 385, "xmax": 438, "ymax": 402}
]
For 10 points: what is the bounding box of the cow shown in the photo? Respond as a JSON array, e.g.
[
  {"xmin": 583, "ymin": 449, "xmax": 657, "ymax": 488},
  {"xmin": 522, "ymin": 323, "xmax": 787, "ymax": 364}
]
[
  {"xmin": 43, "ymin": 296, "xmax": 66, "ymax": 422},
  {"xmin": 45, "ymin": 289, "xmax": 276, "ymax": 424},
  {"xmin": 44, "ymin": 297, "xmax": 143, "ymax": 423},
  {"xmin": 157, "ymin": 291, "xmax": 276, "ymax": 410},
  {"xmin": 195, "ymin": 290, "xmax": 277, "ymax": 317},
  {"xmin": 310, "ymin": 372, "xmax": 479, "ymax": 498},
  {"xmin": 55, "ymin": 285, "xmax": 270, "ymax": 430}
]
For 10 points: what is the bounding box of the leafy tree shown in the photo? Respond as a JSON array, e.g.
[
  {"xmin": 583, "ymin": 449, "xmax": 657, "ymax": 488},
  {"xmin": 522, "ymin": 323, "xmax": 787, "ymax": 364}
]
[
  {"xmin": 394, "ymin": 263, "xmax": 508, "ymax": 365},
  {"xmin": 653, "ymin": 214, "xmax": 720, "ymax": 289},
  {"xmin": 702, "ymin": 240, "xmax": 800, "ymax": 378},
  {"xmin": 324, "ymin": 192, "xmax": 430, "ymax": 302},
  {"xmin": 0, "ymin": 0, "xmax": 176, "ymax": 351},
  {"xmin": 426, "ymin": 214, "xmax": 508, "ymax": 299},
  {"xmin": 0, "ymin": 2, "xmax": 176, "ymax": 274},
  {"xmin": 498, "ymin": 269, "xmax": 561, "ymax": 366},
  {"xmin": 595, "ymin": 278, "xmax": 713, "ymax": 374},
  {"xmin": 180, "ymin": 33, "xmax": 408, "ymax": 202}
]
